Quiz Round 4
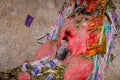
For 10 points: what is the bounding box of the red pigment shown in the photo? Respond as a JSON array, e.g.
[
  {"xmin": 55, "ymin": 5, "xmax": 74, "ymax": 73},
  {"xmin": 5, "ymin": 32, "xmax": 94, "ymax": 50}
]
[
  {"xmin": 18, "ymin": 72, "xmax": 32, "ymax": 80},
  {"xmin": 35, "ymin": 40, "xmax": 57, "ymax": 59},
  {"xmin": 57, "ymin": 15, "xmax": 90, "ymax": 56},
  {"xmin": 64, "ymin": 57, "xmax": 94, "ymax": 80}
]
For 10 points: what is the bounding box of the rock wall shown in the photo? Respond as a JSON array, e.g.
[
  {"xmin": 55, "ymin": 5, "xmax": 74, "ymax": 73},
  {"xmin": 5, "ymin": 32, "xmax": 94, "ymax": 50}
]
[
  {"xmin": 105, "ymin": 1, "xmax": 120, "ymax": 80},
  {"xmin": 0, "ymin": 0, "xmax": 67, "ymax": 71}
]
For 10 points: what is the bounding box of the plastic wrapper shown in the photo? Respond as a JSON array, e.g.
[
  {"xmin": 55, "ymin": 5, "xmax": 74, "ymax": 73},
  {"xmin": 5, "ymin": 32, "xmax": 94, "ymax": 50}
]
[{"xmin": 25, "ymin": 15, "xmax": 34, "ymax": 27}]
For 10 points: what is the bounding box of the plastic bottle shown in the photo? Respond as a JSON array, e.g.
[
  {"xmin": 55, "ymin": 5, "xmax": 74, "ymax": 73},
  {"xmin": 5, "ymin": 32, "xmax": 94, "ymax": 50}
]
[
  {"xmin": 30, "ymin": 60, "xmax": 40, "ymax": 67},
  {"xmin": 30, "ymin": 55, "xmax": 50, "ymax": 67},
  {"xmin": 31, "ymin": 61, "xmax": 45, "ymax": 75},
  {"xmin": 46, "ymin": 73, "xmax": 54, "ymax": 80},
  {"xmin": 21, "ymin": 61, "xmax": 29, "ymax": 72},
  {"xmin": 31, "ymin": 66, "xmax": 42, "ymax": 75},
  {"xmin": 41, "ymin": 55, "xmax": 50, "ymax": 61},
  {"xmin": 45, "ymin": 59, "xmax": 60, "ymax": 68}
]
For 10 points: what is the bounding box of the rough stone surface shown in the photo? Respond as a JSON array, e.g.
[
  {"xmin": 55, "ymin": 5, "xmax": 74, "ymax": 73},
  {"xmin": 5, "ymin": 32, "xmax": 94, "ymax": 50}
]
[
  {"xmin": 0, "ymin": 0, "xmax": 59, "ymax": 71},
  {"xmin": 0, "ymin": 0, "xmax": 70, "ymax": 72},
  {"xmin": 0, "ymin": 0, "xmax": 120, "ymax": 80},
  {"xmin": 105, "ymin": 1, "xmax": 120, "ymax": 80}
]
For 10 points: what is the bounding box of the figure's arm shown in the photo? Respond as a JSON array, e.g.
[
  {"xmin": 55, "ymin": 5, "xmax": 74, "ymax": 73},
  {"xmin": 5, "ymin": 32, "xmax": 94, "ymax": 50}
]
[{"xmin": 35, "ymin": 40, "xmax": 57, "ymax": 60}]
